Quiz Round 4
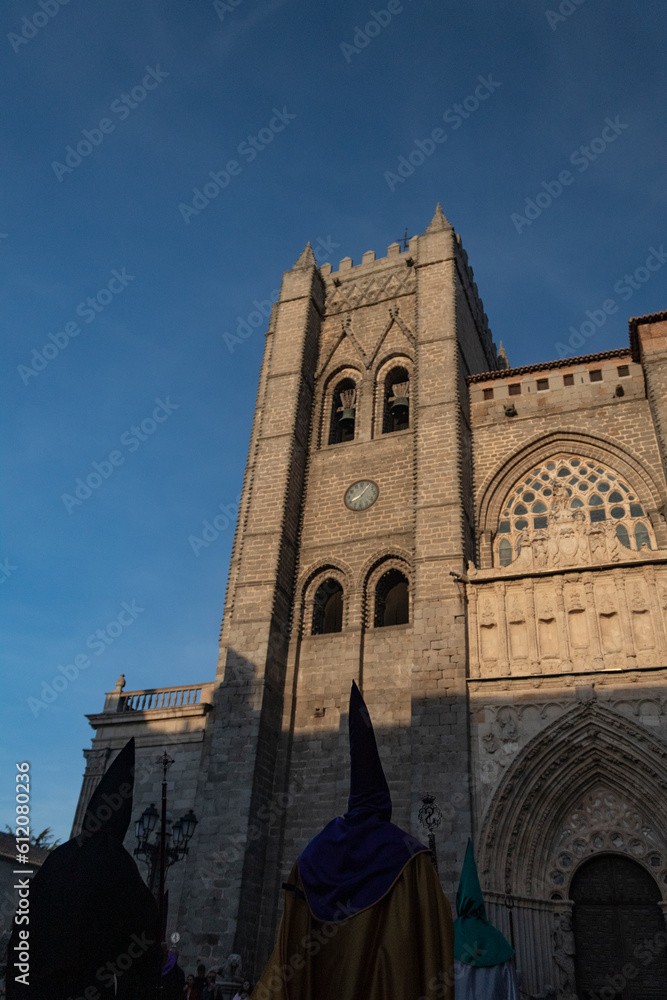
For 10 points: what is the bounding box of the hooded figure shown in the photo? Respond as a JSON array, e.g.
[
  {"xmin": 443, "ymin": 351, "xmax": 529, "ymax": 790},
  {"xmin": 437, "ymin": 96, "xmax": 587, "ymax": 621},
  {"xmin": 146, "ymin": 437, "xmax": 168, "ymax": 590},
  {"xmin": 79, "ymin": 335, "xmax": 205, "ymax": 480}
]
[
  {"xmin": 6, "ymin": 738, "xmax": 161, "ymax": 1000},
  {"xmin": 254, "ymin": 682, "xmax": 454, "ymax": 999},
  {"xmin": 453, "ymin": 839, "xmax": 519, "ymax": 999}
]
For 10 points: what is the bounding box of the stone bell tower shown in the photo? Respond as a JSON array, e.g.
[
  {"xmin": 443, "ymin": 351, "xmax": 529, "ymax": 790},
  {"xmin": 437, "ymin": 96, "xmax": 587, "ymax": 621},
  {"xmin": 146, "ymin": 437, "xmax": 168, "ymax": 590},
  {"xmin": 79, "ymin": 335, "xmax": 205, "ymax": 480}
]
[{"xmin": 173, "ymin": 205, "xmax": 501, "ymax": 973}]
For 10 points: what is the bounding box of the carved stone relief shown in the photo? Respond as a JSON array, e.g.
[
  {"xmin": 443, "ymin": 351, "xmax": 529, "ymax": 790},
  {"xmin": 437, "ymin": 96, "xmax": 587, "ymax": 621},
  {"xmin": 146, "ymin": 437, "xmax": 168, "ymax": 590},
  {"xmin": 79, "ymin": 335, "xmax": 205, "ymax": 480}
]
[
  {"xmin": 326, "ymin": 267, "xmax": 416, "ymax": 314},
  {"xmin": 595, "ymin": 583, "xmax": 623, "ymax": 657},
  {"xmin": 507, "ymin": 592, "xmax": 529, "ymax": 662},
  {"xmin": 479, "ymin": 596, "xmax": 499, "ymax": 662},
  {"xmin": 552, "ymin": 912, "xmax": 577, "ymax": 1000},
  {"xmin": 536, "ymin": 588, "xmax": 559, "ymax": 661},
  {"xmin": 498, "ymin": 500, "xmax": 650, "ymax": 572},
  {"xmin": 471, "ymin": 567, "xmax": 667, "ymax": 678},
  {"xmin": 547, "ymin": 786, "xmax": 667, "ymax": 899},
  {"xmin": 628, "ymin": 581, "xmax": 655, "ymax": 651},
  {"xmin": 565, "ymin": 585, "xmax": 589, "ymax": 656},
  {"xmin": 485, "ymin": 459, "xmax": 662, "ymax": 574}
]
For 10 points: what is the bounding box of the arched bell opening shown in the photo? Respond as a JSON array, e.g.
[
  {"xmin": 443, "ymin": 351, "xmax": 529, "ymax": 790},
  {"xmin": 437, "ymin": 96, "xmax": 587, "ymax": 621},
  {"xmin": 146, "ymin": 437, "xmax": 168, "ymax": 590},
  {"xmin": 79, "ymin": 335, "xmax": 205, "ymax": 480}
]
[
  {"xmin": 374, "ymin": 569, "xmax": 409, "ymax": 627},
  {"xmin": 312, "ymin": 579, "xmax": 344, "ymax": 635},
  {"xmin": 329, "ymin": 378, "xmax": 357, "ymax": 444},
  {"xmin": 383, "ymin": 366, "xmax": 410, "ymax": 433}
]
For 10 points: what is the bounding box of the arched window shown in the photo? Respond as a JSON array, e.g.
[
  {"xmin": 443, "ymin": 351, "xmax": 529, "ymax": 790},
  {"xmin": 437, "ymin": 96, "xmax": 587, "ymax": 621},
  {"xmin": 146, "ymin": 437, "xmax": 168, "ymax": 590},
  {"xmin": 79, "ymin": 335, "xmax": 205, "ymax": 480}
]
[
  {"xmin": 329, "ymin": 379, "xmax": 357, "ymax": 444},
  {"xmin": 498, "ymin": 538, "xmax": 512, "ymax": 567},
  {"xmin": 375, "ymin": 569, "xmax": 409, "ymax": 627},
  {"xmin": 634, "ymin": 522, "xmax": 651, "ymax": 550},
  {"xmin": 312, "ymin": 579, "xmax": 343, "ymax": 634},
  {"xmin": 616, "ymin": 524, "xmax": 630, "ymax": 549},
  {"xmin": 495, "ymin": 457, "xmax": 655, "ymax": 566},
  {"xmin": 383, "ymin": 367, "xmax": 410, "ymax": 433}
]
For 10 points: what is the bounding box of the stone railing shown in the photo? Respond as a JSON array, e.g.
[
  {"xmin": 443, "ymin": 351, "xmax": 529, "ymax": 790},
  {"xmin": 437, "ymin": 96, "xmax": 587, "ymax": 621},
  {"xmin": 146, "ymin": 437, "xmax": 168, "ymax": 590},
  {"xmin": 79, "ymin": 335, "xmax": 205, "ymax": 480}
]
[{"xmin": 102, "ymin": 683, "xmax": 214, "ymax": 714}]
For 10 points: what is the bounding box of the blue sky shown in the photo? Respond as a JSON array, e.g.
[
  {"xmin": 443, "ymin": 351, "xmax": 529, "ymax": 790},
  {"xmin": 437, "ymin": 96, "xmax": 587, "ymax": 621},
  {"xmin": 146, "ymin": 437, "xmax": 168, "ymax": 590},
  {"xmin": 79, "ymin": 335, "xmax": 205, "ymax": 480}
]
[{"xmin": 2, "ymin": 0, "xmax": 666, "ymax": 842}]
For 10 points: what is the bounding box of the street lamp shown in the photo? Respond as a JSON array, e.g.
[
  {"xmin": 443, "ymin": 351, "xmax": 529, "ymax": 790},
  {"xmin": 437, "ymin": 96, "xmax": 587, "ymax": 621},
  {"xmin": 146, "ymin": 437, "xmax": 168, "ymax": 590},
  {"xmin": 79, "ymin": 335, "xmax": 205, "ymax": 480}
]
[
  {"xmin": 135, "ymin": 802, "xmax": 159, "ymax": 843},
  {"xmin": 418, "ymin": 792, "xmax": 443, "ymax": 872},
  {"xmin": 133, "ymin": 754, "xmax": 198, "ymax": 915}
]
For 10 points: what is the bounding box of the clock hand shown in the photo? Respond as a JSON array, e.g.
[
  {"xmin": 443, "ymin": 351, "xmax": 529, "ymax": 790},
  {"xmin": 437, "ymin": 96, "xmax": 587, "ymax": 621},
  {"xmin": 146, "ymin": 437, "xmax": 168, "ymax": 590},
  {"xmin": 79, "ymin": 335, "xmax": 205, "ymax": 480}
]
[{"xmin": 350, "ymin": 485, "xmax": 370, "ymax": 503}]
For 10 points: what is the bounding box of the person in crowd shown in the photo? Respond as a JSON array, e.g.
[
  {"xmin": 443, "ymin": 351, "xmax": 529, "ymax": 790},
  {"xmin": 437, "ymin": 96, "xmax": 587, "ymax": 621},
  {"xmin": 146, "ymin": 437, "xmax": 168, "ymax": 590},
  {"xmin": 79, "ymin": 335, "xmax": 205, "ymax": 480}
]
[
  {"xmin": 232, "ymin": 980, "xmax": 253, "ymax": 999},
  {"xmin": 183, "ymin": 973, "xmax": 200, "ymax": 999},
  {"xmin": 201, "ymin": 970, "xmax": 224, "ymax": 1000},
  {"xmin": 193, "ymin": 963, "xmax": 207, "ymax": 996},
  {"xmin": 161, "ymin": 946, "xmax": 186, "ymax": 1000},
  {"xmin": 453, "ymin": 839, "xmax": 519, "ymax": 999}
]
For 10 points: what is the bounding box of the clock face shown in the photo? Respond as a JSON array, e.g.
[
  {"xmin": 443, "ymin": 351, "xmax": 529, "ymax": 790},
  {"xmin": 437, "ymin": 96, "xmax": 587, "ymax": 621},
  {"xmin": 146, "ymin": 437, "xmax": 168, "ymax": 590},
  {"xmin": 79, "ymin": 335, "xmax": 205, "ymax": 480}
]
[{"xmin": 344, "ymin": 480, "xmax": 379, "ymax": 511}]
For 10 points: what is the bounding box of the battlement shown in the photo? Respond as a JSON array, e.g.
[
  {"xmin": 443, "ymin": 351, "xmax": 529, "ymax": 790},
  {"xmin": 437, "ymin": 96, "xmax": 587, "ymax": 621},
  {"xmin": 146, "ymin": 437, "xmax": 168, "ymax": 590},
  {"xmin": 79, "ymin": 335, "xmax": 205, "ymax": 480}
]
[
  {"xmin": 319, "ymin": 236, "xmax": 419, "ymax": 278},
  {"xmin": 314, "ymin": 208, "xmax": 494, "ymax": 354}
]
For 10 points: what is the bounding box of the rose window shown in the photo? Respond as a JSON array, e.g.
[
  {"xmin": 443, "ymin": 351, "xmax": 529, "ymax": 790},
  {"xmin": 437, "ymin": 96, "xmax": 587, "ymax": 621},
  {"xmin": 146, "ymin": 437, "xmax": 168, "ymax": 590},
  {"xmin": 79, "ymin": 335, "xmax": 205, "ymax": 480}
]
[{"xmin": 496, "ymin": 458, "xmax": 655, "ymax": 567}]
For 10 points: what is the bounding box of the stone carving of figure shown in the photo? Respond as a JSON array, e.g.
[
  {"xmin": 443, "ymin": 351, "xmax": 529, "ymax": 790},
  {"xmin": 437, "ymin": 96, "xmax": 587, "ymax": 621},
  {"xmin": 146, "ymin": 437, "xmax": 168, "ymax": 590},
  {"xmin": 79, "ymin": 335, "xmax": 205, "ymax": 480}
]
[
  {"xmin": 497, "ymin": 707, "xmax": 519, "ymax": 741},
  {"xmin": 552, "ymin": 913, "xmax": 577, "ymax": 1000},
  {"xmin": 550, "ymin": 479, "xmax": 570, "ymax": 515},
  {"xmin": 573, "ymin": 510, "xmax": 589, "ymax": 563},
  {"xmin": 479, "ymin": 599, "xmax": 498, "ymax": 662},
  {"xmin": 589, "ymin": 525, "xmax": 607, "ymax": 563},
  {"xmin": 514, "ymin": 527, "xmax": 533, "ymax": 569},
  {"xmin": 628, "ymin": 582, "xmax": 647, "ymax": 613},
  {"xmin": 567, "ymin": 584, "xmax": 588, "ymax": 650},
  {"xmin": 508, "ymin": 597, "xmax": 525, "ymax": 624},
  {"xmin": 597, "ymin": 587, "xmax": 622, "ymax": 653},
  {"xmin": 628, "ymin": 582, "xmax": 654, "ymax": 651},
  {"xmin": 566, "ymin": 588, "xmax": 585, "ymax": 613},
  {"xmin": 508, "ymin": 596, "xmax": 528, "ymax": 660},
  {"xmin": 537, "ymin": 594, "xmax": 559, "ymax": 660},
  {"xmin": 533, "ymin": 530, "xmax": 549, "ymax": 568},
  {"xmin": 604, "ymin": 521, "xmax": 620, "ymax": 562},
  {"xmin": 479, "ymin": 600, "xmax": 497, "ymax": 627}
]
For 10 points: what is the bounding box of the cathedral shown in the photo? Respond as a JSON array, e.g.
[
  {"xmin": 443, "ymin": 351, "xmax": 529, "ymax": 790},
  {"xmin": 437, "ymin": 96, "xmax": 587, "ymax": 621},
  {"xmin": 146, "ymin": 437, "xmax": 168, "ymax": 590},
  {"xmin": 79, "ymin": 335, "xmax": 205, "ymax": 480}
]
[{"xmin": 74, "ymin": 206, "xmax": 667, "ymax": 998}]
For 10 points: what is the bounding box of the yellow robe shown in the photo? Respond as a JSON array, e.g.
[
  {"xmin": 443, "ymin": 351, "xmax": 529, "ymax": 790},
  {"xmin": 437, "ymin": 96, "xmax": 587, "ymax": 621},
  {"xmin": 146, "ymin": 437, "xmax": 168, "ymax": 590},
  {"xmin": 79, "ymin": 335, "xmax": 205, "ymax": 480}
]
[{"xmin": 254, "ymin": 852, "xmax": 454, "ymax": 1000}]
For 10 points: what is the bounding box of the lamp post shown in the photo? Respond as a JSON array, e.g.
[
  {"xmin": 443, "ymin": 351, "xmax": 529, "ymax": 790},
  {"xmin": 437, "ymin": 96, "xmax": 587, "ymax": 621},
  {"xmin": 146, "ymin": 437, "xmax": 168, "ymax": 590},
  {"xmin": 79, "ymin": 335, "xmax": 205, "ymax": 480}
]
[
  {"xmin": 418, "ymin": 792, "xmax": 443, "ymax": 872},
  {"xmin": 133, "ymin": 753, "xmax": 198, "ymax": 935}
]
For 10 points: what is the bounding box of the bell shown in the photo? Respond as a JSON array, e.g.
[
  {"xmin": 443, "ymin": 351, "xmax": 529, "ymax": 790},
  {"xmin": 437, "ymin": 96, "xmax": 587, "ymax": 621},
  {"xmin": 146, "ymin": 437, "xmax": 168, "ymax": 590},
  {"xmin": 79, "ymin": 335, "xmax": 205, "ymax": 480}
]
[
  {"xmin": 338, "ymin": 407, "xmax": 355, "ymax": 426},
  {"xmin": 390, "ymin": 396, "xmax": 409, "ymax": 421}
]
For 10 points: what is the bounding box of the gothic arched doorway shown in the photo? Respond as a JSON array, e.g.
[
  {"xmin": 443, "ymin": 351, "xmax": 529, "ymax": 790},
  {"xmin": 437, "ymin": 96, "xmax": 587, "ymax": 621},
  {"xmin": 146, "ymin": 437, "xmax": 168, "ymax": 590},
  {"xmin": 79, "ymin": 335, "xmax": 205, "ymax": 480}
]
[{"xmin": 570, "ymin": 854, "xmax": 667, "ymax": 999}]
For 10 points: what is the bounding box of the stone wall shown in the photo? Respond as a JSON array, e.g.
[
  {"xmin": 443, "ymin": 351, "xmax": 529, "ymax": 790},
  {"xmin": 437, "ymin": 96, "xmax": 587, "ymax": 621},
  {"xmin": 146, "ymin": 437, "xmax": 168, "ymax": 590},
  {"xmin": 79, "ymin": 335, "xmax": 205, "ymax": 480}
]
[{"xmin": 465, "ymin": 312, "xmax": 667, "ymax": 995}]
